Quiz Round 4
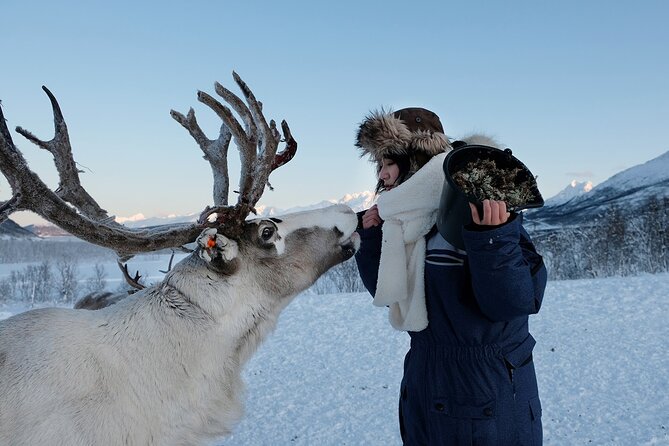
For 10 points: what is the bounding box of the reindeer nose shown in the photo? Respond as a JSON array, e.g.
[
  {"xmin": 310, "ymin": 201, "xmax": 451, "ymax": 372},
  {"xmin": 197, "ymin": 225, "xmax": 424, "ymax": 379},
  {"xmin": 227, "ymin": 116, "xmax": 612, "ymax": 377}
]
[{"xmin": 327, "ymin": 205, "xmax": 357, "ymax": 241}]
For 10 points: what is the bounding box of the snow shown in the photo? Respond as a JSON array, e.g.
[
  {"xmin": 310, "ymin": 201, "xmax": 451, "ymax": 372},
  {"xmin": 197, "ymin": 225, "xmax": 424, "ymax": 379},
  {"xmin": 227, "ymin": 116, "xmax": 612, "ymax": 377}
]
[{"xmin": 1, "ymin": 272, "xmax": 668, "ymax": 444}]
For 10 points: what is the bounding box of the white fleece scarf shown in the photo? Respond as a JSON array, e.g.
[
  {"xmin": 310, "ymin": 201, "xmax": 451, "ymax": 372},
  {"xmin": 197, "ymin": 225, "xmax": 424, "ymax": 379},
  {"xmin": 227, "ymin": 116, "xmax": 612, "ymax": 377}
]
[{"xmin": 373, "ymin": 152, "xmax": 446, "ymax": 331}]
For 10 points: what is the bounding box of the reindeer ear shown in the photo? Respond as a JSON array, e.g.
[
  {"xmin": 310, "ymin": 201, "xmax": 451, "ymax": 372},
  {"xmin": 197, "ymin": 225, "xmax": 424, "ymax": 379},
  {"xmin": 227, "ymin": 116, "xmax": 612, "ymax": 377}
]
[{"xmin": 197, "ymin": 229, "xmax": 239, "ymax": 274}]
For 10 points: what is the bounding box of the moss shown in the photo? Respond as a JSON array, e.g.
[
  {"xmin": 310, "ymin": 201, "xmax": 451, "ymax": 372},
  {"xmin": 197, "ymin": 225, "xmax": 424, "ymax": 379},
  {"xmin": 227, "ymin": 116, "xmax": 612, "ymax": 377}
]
[{"xmin": 451, "ymin": 159, "xmax": 537, "ymax": 208}]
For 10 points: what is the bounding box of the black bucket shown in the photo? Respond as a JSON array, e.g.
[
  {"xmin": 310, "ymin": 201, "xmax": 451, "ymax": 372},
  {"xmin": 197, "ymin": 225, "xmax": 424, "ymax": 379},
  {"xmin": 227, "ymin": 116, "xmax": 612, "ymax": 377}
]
[{"xmin": 436, "ymin": 145, "xmax": 544, "ymax": 250}]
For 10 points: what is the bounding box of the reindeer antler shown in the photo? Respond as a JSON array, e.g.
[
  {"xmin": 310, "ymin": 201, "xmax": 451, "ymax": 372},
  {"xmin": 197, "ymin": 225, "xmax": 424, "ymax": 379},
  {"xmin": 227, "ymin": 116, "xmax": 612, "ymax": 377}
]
[
  {"xmin": 0, "ymin": 73, "xmax": 297, "ymax": 255},
  {"xmin": 173, "ymin": 71, "xmax": 297, "ymax": 232}
]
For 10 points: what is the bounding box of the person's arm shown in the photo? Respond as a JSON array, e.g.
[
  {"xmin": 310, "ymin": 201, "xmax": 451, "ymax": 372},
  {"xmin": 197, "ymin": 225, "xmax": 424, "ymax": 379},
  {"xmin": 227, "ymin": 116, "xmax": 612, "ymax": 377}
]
[
  {"xmin": 463, "ymin": 213, "xmax": 547, "ymax": 321},
  {"xmin": 354, "ymin": 209, "xmax": 383, "ymax": 297}
]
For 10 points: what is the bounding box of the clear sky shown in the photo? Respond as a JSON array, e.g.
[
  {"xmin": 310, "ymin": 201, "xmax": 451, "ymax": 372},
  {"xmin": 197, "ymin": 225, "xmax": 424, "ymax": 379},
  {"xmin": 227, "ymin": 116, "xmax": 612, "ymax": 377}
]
[{"xmin": 2, "ymin": 0, "xmax": 668, "ymax": 226}]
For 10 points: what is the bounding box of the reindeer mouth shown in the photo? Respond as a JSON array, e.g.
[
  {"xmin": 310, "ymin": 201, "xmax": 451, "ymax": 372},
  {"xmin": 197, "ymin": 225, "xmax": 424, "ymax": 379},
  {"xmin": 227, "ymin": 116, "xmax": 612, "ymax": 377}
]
[{"xmin": 339, "ymin": 232, "xmax": 360, "ymax": 260}]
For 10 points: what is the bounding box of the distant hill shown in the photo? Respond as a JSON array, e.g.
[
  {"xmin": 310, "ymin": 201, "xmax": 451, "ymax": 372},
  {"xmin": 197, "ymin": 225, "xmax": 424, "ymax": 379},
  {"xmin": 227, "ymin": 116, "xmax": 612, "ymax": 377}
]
[
  {"xmin": 24, "ymin": 225, "xmax": 72, "ymax": 238},
  {"xmin": 525, "ymin": 151, "xmax": 669, "ymax": 229},
  {"xmin": 0, "ymin": 219, "xmax": 37, "ymax": 239},
  {"xmin": 524, "ymin": 150, "xmax": 669, "ymax": 280},
  {"xmin": 7, "ymin": 148, "xmax": 669, "ymax": 237}
]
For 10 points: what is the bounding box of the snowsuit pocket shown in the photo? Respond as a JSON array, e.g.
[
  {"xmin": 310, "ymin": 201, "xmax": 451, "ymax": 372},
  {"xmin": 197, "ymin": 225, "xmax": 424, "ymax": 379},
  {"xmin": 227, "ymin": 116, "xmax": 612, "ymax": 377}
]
[
  {"xmin": 429, "ymin": 395, "xmax": 497, "ymax": 445},
  {"xmin": 529, "ymin": 396, "xmax": 542, "ymax": 445},
  {"xmin": 511, "ymin": 395, "xmax": 542, "ymax": 446}
]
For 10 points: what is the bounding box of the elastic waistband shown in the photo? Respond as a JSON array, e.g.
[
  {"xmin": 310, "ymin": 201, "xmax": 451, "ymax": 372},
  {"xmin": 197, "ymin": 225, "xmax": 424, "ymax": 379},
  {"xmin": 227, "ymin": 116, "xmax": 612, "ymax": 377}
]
[{"xmin": 410, "ymin": 337, "xmax": 502, "ymax": 360}]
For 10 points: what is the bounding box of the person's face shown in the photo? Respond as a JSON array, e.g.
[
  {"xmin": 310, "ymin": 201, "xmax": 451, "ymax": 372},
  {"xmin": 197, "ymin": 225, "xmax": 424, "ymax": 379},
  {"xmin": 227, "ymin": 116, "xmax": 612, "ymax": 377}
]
[{"xmin": 378, "ymin": 158, "xmax": 400, "ymax": 190}]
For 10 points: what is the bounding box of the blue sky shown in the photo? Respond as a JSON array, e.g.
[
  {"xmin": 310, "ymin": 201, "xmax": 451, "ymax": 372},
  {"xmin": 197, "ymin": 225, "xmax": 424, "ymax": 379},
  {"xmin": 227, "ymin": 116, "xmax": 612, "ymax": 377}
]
[{"xmin": 2, "ymin": 0, "xmax": 668, "ymax": 225}]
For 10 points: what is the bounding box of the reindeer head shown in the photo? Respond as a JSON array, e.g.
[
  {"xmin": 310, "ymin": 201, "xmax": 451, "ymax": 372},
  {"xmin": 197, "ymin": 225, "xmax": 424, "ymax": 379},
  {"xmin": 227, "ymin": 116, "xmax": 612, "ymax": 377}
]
[{"xmin": 195, "ymin": 205, "xmax": 359, "ymax": 298}]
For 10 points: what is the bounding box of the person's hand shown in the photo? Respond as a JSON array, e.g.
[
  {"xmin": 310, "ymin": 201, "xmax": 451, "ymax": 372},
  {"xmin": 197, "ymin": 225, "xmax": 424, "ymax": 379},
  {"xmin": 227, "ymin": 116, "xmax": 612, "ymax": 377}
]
[
  {"xmin": 469, "ymin": 200, "xmax": 510, "ymax": 226},
  {"xmin": 361, "ymin": 205, "xmax": 382, "ymax": 229}
]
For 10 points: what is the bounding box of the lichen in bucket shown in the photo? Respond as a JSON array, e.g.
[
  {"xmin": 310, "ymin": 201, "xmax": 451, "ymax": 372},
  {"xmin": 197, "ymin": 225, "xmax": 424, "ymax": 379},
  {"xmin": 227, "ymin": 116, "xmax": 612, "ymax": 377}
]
[{"xmin": 451, "ymin": 159, "xmax": 537, "ymax": 209}]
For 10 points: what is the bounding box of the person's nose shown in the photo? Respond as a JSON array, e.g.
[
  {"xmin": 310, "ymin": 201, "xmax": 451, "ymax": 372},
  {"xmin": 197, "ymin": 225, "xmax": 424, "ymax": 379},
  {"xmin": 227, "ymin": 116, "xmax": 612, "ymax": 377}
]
[{"xmin": 379, "ymin": 166, "xmax": 388, "ymax": 180}]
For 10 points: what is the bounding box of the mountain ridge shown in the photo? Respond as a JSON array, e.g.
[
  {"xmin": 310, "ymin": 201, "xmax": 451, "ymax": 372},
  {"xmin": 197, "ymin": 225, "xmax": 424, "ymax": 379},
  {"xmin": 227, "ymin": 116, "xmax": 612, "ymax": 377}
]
[
  {"xmin": 3, "ymin": 150, "xmax": 667, "ymax": 236},
  {"xmin": 525, "ymin": 150, "xmax": 669, "ymax": 229}
]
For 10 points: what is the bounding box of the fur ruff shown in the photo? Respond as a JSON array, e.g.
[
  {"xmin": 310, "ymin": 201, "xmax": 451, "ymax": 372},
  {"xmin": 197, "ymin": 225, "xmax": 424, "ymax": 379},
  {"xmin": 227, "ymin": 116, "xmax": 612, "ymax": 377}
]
[
  {"xmin": 355, "ymin": 110, "xmax": 450, "ymax": 163},
  {"xmin": 373, "ymin": 153, "xmax": 447, "ymax": 331},
  {"xmin": 410, "ymin": 130, "xmax": 451, "ymax": 156},
  {"xmin": 458, "ymin": 133, "xmax": 503, "ymax": 149}
]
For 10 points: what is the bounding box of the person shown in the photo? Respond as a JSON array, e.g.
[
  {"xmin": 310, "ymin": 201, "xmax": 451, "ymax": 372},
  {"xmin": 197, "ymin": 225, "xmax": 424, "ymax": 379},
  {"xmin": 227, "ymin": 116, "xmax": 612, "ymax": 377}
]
[{"xmin": 354, "ymin": 107, "xmax": 547, "ymax": 445}]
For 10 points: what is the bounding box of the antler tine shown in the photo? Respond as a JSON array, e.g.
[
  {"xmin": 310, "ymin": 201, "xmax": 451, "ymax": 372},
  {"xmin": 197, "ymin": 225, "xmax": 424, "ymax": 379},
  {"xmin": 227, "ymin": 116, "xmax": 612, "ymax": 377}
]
[
  {"xmin": 0, "ymin": 102, "xmax": 22, "ymax": 223},
  {"xmin": 264, "ymin": 121, "xmax": 297, "ymax": 192},
  {"xmin": 231, "ymin": 72, "xmax": 282, "ymax": 208},
  {"xmin": 0, "ymin": 195, "xmax": 20, "ymax": 223},
  {"xmin": 213, "ymin": 82, "xmax": 257, "ymax": 139},
  {"xmin": 212, "ymin": 81, "xmax": 260, "ymax": 205},
  {"xmin": 1, "ymin": 88, "xmax": 206, "ymax": 256},
  {"xmin": 170, "ymin": 107, "xmax": 232, "ymax": 206},
  {"xmin": 14, "ymin": 86, "xmax": 110, "ymax": 221},
  {"xmin": 196, "ymin": 90, "xmax": 258, "ymax": 205},
  {"xmin": 2, "ymin": 76, "xmax": 297, "ymax": 254},
  {"xmin": 117, "ymin": 260, "xmax": 146, "ymax": 292},
  {"xmin": 272, "ymin": 120, "xmax": 297, "ymax": 170},
  {"xmin": 0, "ymin": 99, "xmax": 14, "ymax": 145}
]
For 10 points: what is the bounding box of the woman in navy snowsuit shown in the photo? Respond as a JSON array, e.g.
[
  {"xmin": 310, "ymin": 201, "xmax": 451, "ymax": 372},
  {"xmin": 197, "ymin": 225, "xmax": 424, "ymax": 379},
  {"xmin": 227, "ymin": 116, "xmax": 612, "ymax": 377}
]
[{"xmin": 354, "ymin": 108, "xmax": 547, "ymax": 445}]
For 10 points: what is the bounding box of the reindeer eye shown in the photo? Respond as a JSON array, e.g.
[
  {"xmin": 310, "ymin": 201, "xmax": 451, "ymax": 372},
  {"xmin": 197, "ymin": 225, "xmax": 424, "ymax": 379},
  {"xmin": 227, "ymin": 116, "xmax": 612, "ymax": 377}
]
[{"xmin": 261, "ymin": 226, "xmax": 275, "ymax": 241}]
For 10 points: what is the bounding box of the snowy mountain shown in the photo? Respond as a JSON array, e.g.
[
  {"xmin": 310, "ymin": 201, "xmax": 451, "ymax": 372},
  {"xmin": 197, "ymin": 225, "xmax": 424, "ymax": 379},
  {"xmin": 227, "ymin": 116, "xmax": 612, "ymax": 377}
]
[
  {"xmin": 1, "ymin": 192, "xmax": 377, "ymax": 235},
  {"xmin": 103, "ymin": 150, "xmax": 669, "ymax": 232},
  {"xmin": 118, "ymin": 213, "xmax": 201, "ymax": 228},
  {"xmin": 256, "ymin": 191, "xmax": 375, "ymax": 217},
  {"xmin": 526, "ymin": 150, "xmax": 669, "ymax": 229},
  {"xmin": 119, "ymin": 191, "xmax": 376, "ymax": 228},
  {"xmin": 543, "ymin": 180, "xmax": 593, "ymax": 207},
  {"xmin": 10, "ymin": 149, "xmax": 668, "ymax": 235}
]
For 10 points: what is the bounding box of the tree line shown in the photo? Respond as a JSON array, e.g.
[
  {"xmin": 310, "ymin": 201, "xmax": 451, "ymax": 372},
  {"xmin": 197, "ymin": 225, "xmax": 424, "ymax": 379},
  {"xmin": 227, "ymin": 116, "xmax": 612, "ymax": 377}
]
[
  {"xmin": 529, "ymin": 196, "xmax": 669, "ymax": 280},
  {"xmin": 0, "ymin": 259, "xmax": 113, "ymax": 305},
  {"xmin": 310, "ymin": 196, "xmax": 669, "ymax": 292},
  {"xmin": 2, "ymin": 195, "xmax": 667, "ymax": 302}
]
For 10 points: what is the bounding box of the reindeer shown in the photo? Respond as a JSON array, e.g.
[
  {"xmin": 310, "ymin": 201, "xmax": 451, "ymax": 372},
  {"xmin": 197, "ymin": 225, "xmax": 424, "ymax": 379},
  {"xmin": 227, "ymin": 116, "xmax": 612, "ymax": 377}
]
[{"xmin": 0, "ymin": 73, "xmax": 359, "ymax": 445}]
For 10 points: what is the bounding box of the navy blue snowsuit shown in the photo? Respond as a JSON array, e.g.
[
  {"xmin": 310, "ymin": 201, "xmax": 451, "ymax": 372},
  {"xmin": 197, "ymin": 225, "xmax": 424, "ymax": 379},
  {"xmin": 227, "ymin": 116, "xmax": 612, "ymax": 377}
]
[{"xmin": 355, "ymin": 212, "xmax": 547, "ymax": 445}]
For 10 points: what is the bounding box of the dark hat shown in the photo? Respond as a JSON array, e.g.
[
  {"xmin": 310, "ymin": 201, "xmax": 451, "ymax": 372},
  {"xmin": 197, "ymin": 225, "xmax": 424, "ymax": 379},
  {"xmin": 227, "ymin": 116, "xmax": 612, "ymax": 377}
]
[{"xmin": 355, "ymin": 107, "xmax": 452, "ymax": 177}]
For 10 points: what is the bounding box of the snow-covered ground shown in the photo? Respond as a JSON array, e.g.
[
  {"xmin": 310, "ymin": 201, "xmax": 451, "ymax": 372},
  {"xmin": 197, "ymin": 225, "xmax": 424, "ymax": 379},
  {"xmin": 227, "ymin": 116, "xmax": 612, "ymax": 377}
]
[{"xmin": 1, "ymin": 273, "xmax": 668, "ymax": 445}]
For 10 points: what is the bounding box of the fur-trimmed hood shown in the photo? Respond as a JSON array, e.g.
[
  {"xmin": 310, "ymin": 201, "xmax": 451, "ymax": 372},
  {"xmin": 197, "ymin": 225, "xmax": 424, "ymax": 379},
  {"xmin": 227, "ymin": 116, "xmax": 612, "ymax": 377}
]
[{"xmin": 355, "ymin": 108, "xmax": 452, "ymax": 178}]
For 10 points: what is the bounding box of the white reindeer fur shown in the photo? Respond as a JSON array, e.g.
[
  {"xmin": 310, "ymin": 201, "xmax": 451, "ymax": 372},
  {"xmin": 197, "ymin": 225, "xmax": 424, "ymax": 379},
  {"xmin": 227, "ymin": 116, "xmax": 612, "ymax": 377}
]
[{"xmin": 0, "ymin": 204, "xmax": 359, "ymax": 446}]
